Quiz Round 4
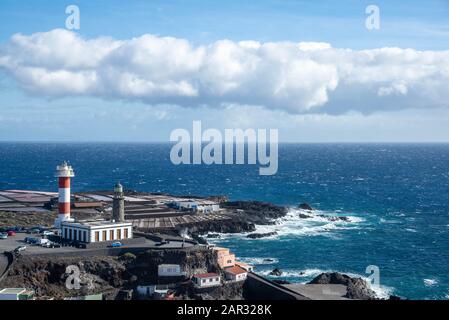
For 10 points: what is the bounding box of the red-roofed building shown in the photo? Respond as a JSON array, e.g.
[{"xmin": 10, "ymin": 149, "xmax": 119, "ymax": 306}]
[
  {"xmin": 224, "ymin": 266, "xmax": 248, "ymax": 282},
  {"xmin": 235, "ymin": 261, "xmax": 254, "ymax": 273},
  {"xmin": 192, "ymin": 273, "xmax": 221, "ymax": 288}
]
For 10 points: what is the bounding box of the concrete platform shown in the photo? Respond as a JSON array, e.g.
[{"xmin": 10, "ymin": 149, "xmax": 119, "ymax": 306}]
[{"xmin": 283, "ymin": 283, "xmax": 349, "ymax": 300}]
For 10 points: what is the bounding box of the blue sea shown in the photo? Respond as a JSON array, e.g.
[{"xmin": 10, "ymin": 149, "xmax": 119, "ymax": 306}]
[{"xmin": 1, "ymin": 142, "xmax": 449, "ymax": 299}]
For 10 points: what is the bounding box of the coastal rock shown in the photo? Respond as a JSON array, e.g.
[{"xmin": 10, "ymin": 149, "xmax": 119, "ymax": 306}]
[
  {"xmin": 1, "ymin": 249, "xmax": 221, "ymax": 300},
  {"xmin": 298, "ymin": 203, "xmax": 314, "ymax": 211},
  {"xmin": 222, "ymin": 201, "xmax": 288, "ymax": 224},
  {"xmin": 308, "ymin": 272, "xmax": 377, "ymax": 300},
  {"xmin": 246, "ymin": 232, "xmax": 277, "ymax": 239},
  {"xmin": 269, "ymin": 268, "xmax": 283, "ymax": 276},
  {"xmin": 319, "ymin": 215, "xmax": 350, "ymax": 222},
  {"xmin": 206, "ymin": 233, "xmax": 220, "ymax": 239}
]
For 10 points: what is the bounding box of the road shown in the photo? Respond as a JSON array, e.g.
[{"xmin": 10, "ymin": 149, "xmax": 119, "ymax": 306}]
[{"xmin": 0, "ymin": 233, "xmax": 196, "ymax": 256}]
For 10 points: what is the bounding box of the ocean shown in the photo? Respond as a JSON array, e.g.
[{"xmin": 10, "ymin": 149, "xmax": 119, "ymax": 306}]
[{"xmin": 1, "ymin": 142, "xmax": 448, "ymax": 299}]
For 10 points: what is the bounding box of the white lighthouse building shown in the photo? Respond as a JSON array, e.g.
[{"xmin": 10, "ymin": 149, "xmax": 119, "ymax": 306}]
[{"xmin": 54, "ymin": 161, "xmax": 75, "ymax": 228}]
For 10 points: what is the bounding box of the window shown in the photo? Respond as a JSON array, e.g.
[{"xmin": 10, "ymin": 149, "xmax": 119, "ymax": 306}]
[
  {"xmin": 117, "ymin": 229, "xmax": 122, "ymax": 240},
  {"xmin": 69, "ymin": 229, "xmax": 72, "ymax": 240},
  {"xmin": 83, "ymin": 231, "xmax": 87, "ymax": 242},
  {"xmin": 78, "ymin": 230, "xmax": 82, "ymax": 241},
  {"xmin": 102, "ymin": 230, "xmax": 107, "ymax": 241},
  {"xmin": 124, "ymin": 228, "xmax": 129, "ymax": 239},
  {"xmin": 95, "ymin": 231, "xmax": 99, "ymax": 242},
  {"xmin": 110, "ymin": 230, "xmax": 114, "ymax": 240}
]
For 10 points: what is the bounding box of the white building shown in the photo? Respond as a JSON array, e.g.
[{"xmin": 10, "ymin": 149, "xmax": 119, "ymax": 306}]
[
  {"xmin": 224, "ymin": 266, "xmax": 248, "ymax": 282},
  {"xmin": 0, "ymin": 288, "xmax": 34, "ymax": 300},
  {"xmin": 173, "ymin": 200, "xmax": 220, "ymax": 214},
  {"xmin": 192, "ymin": 273, "xmax": 221, "ymax": 288},
  {"xmin": 235, "ymin": 262, "xmax": 254, "ymax": 273},
  {"xmin": 136, "ymin": 285, "xmax": 169, "ymax": 297},
  {"xmin": 61, "ymin": 220, "xmax": 133, "ymax": 243},
  {"xmin": 158, "ymin": 264, "xmax": 185, "ymax": 277}
]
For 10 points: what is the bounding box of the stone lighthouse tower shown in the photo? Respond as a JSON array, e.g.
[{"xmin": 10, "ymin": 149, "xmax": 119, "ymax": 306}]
[{"xmin": 112, "ymin": 182, "xmax": 125, "ymax": 222}]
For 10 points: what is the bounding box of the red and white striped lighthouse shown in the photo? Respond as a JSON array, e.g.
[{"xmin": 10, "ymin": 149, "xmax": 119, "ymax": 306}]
[{"xmin": 54, "ymin": 161, "xmax": 75, "ymax": 228}]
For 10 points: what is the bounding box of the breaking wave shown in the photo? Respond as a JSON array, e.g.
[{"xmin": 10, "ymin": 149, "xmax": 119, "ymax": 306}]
[
  {"xmin": 250, "ymin": 208, "xmax": 366, "ymax": 239},
  {"xmin": 206, "ymin": 208, "xmax": 366, "ymax": 241}
]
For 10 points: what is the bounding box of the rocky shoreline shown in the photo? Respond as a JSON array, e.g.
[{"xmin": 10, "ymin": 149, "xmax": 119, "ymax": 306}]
[{"xmin": 0, "ymin": 192, "xmax": 403, "ymax": 300}]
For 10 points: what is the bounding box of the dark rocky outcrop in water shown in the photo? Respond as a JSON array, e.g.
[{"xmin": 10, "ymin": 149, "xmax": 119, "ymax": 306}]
[
  {"xmin": 308, "ymin": 272, "xmax": 377, "ymax": 300},
  {"xmin": 246, "ymin": 232, "xmax": 277, "ymax": 239},
  {"xmin": 222, "ymin": 201, "xmax": 288, "ymax": 224},
  {"xmin": 298, "ymin": 203, "xmax": 314, "ymax": 211},
  {"xmin": 269, "ymin": 268, "xmax": 283, "ymax": 276}
]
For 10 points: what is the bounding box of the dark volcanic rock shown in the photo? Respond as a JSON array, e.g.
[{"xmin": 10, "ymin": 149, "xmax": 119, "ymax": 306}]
[
  {"xmin": 222, "ymin": 201, "xmax": 287, "ymax": 224},
  {"xmin": 298, "ymin": 203, "xmax": 313, "ymax": 211},
  {"xmin": 186, "ymin": 219, "xmax": 256, "ymax": 235},
  {"xmin": 269, "ymin": 268, "xmax": 283, "ymax": 276},
  {"xmin": 308, "ymin": 272, "xmax": 377, "ymax": 300},
  {"xmin": 206, "ymin": 233, "xmax": 220, "ymax": 238},
  {"xmin": 246, "ymin": 232, "xmax": 277, "ymax": 239},
  {"xmin": 318, "ymin": 215, "xmax": 350, "ymax": 222}
]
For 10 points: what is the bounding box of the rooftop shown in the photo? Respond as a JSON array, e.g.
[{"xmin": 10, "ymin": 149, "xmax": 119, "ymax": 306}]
[
  {"xmin": 235, "ymin": 262, "xmax": 252, "ymax": 267},
  {"xmin": 193, "ymin": 273, "xmax": 219, "ymax": 279},
  {"xmin": 224, "ymin": 266, "xmax": 247, "ymax": 275},
  {"xmin": 0, "ymin": 288, "xmax": 27, "ymax": 295},
  {"xmin": 159, "ymin": 264, "xmax": 181, "ymax": 268},
  {"xmin": 61, "ymin": 219, "xmax": 132, "ymax": 228}
]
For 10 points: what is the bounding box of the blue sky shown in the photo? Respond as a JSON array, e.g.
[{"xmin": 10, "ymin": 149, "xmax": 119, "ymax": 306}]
[{"xmin": 1, "ymin": 0, "xmax": 449, "ymax": 142}]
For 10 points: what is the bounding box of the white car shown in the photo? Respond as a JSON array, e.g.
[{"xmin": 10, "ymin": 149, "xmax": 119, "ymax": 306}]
[
  {"xmin": 15, "ymin": 245, "xmax": 27, "ymax": 253},
  {"xmin": 42, "ymin": 231, "xmax": 54, "ymax": 236}
]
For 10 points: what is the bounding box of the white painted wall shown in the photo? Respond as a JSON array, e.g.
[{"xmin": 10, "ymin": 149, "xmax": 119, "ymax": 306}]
[
  {"xmin": 158, "ymin": 264, "xmax": 183, "ymax": 277},
  {"xmin": 194, "ymin": 276, "xmax": 221, "ymax": 287}
]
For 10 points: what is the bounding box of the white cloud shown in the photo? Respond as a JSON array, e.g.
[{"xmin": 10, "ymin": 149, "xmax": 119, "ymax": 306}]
[{"xmin": 1, "ymin": 29, "xmax": 449, "ymax": 114}]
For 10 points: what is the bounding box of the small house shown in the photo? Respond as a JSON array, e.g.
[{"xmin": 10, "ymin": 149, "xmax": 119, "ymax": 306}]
[
  {"xmin": 192, "ymin": 273, "xmax": 221, "ymax": 288},
  {"xmin": 158, "ymin": 264, "xmax": 185, "ymax": 277},
  {"xmin": 213, "ymin": 247, "xmax": 235, "ymax": 269},
  {"xmin": 224, "ymin": 266, "xmax": 248, "ymax": 282},
  {"xmin": 137, "ymin": 285, "xmax": 169, "ymax": 298},
  {"xmin": 0, "ymin": 288, "xmax": 35, "ymax": 300},
  {"xmin": 235, "ymin": 262, "xmax": 254, "ymax": 273}
]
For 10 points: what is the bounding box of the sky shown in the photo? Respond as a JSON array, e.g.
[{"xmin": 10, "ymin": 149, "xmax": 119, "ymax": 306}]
[{"xmin": 0, "ymin": 0, "xmax": 449, "ymax": 142}]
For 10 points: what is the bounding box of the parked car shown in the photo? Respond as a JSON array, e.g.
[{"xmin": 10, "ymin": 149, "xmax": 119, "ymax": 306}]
[
  {"xmin": 50, "ymin": 242, "xmax": 61, "ymax": 248},
  {"xmin": 41, "ymin": 231, "xmax": 54, "ymax": 236},
  {"xmin": 7, "ymin": 231, "xmax": 16, "ymax": 236},
  {"xmin": 27, "ymin": 228, "xmax": 40, "ymax": 234},
  {"xmin": 110, "ymin": 241, "xmax": 123, "ymax": 248},
  {"xmin": 14, "ymin": 245, "xmax": 27, "ymax": 253},
  {"xmin": 0, "ymin": 233, "xmax": 8, "ymax": 239}
]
